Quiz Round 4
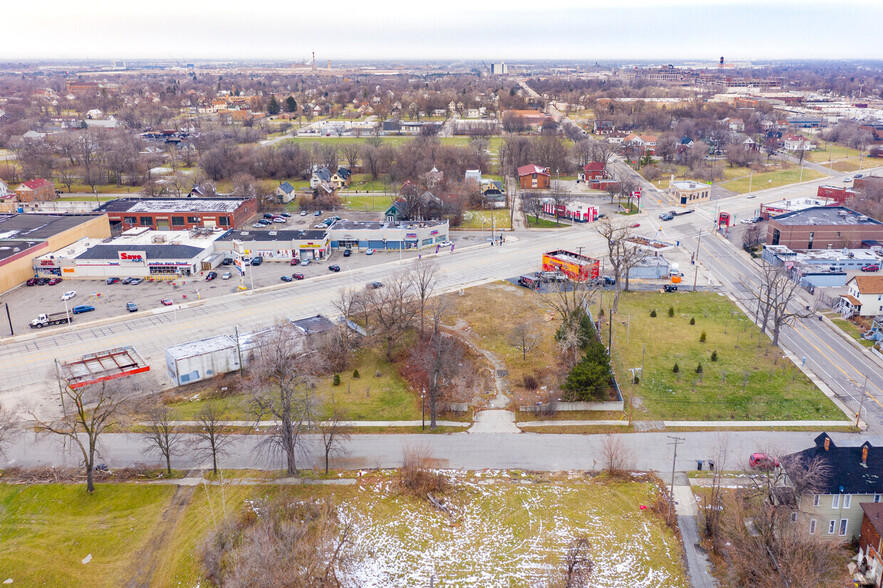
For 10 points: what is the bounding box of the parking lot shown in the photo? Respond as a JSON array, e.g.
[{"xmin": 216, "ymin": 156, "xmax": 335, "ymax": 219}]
[{"xmin": 0, "ymin": 232, "xmax": 473, "ymax": 337}]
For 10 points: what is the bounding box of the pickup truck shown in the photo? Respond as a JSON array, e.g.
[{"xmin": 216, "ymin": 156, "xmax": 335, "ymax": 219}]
[{"xmin": 30, "ymin": 312, "xmax": 72, "ymax": 329}]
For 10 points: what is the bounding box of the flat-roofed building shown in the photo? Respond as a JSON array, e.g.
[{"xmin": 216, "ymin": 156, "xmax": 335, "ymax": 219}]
[
  {"xmin": 98, "ymin": 198, "xmax": 257, "ymax": 232},
  {"xmin": 767, "ymin": 207, "xmax": 883, "ymax": 250}
]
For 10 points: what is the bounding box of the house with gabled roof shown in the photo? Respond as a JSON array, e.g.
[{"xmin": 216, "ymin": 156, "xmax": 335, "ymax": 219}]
[
  {"xmin": 784, "ymin": 433, "xmax": 883, "ymax": 541},
  {"xmin": 15, "ymin": 178, "xmax": 56, "ymax": 202},
  {"xmin": 330, "ymin": 168, "xmax": 351, "ymax": 190},
  {"xmin": 275, "ymin": 181, "xmax": 296, "ymax": 203},
  {"xmin": 841, "ymin": 276, "xmax": 883, "ymax": 318},
  {"xmin": 310, "ymin": 167, "xmax": 332, "ymax": 189},
  {"xmin": 517, "ymin": 164, "xmax": 550, "ymax": 189}
]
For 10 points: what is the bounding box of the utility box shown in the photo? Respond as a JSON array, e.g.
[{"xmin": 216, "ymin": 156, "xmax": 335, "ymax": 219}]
[{"xmin": 165, "ymin": 335, "xmax": 240, "ymax": 386}]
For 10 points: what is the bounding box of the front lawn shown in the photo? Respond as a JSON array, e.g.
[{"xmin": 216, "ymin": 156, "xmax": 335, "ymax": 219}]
[
  {"xmin": 719, "ymin": 166, "xmax": 826, "ymax": 193},
  {"xmin": 609, "ymin": 292, "xmax": 843, "ymax": 421},
  {"xmin": 526, "ymin": 214, "xmax": 571, "ymax": 228}
]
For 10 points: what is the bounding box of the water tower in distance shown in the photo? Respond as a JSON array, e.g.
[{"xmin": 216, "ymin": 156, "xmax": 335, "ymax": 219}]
[{"xmin": 719, "ymin": 56, "xmax": 725, "ymax": 66}]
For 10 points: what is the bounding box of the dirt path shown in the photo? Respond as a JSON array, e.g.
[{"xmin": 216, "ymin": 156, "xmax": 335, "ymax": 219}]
[{"xmin": 125, "ymin": 483, "xmax": 196, "ymax": 588}]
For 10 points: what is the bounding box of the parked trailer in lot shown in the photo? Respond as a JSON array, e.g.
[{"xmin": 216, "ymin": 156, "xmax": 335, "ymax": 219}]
[
  {"xmin": 165, "ymin": 335, "xmax": 242, "ymax": 386},
  {"xmin": 541, "ymin": 250, "xmax": 601, "ymax": 282}
]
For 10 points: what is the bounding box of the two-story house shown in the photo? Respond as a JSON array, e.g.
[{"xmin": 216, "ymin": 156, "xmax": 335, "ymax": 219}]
[
  {"xmin": 275, "ymin": 181, "xmax": 296, "ymax": 203},
  {"xmin": 841, "ymin": 276, "xmax": 883, "ymax": 317},
  {"xmin": 785, "ymin": 433, "xmax": 883, "ymax": 541},
  {"xmin": 517, "ymin": 164, "xmax": 550, "ymax": 189},
  {"xmin": 15, "ymin": 178, "xmax": 56, "ymax": 202},
  {"xmin": 310, "ymin": 167, "xmax": 332, "ymax": 190},
  {"xmin": 330, "ymin": 168, "xmax": 352, "ymax": 190}
]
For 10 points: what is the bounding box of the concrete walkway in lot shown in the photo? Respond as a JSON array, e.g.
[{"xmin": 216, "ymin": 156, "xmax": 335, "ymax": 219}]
[
  {"xmin": 673, "ymin": 472, "xmax": 720, "ymax": 588},
  {"xmin": 160, "ymin": 420, "xmax": 470, "ymax": 428},
  {"xmin": 468, "ymin": 410, "xmax": 520, "ymax": 433}
]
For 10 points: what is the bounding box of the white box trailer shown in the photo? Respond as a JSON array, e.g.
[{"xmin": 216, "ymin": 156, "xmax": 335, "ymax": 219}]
[{"xmin": 165, "ymin": 335, "xmax": 241, "ymax": 385}]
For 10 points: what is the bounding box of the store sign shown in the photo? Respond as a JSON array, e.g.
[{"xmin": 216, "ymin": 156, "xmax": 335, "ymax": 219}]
[
  {"xmin": 62, "ymin": 268, "xmax": 75, "ymax": 273},
  {"xmin": 430, "ymin": 230, "xmax": 439, "ymax": 236},
  {"xmin": 40, "ymin": 260, "xmax": 56, "ymax": 266},
  {"xmin": 118, "ymin": 251, "xmax": 146, "ymax": 262},
  {"xmin": 405, "ymin": 233, "xmax": 418, "ymax": 239}
]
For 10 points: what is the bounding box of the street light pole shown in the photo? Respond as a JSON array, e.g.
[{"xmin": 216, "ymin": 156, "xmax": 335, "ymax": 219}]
[
  {"xmin": 667, "ymin": 436, "xmax": 685, "ymax": 520},
  {"xmin": 422, "ymin": 388, "xmax": 426, "ymax": 431}
]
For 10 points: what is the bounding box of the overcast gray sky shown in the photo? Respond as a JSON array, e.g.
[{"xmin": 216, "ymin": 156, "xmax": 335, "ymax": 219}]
[{"xmin": 4, "ymin": 0, "xmax": 880, "ymax": 62}]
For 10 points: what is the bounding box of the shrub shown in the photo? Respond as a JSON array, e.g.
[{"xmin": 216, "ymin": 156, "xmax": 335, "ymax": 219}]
[
  {"xmin": 650, "ymin": 309, "xmax": 657, "ymax": 317},
  {"xmin": 562, "ymin": 340, "xmax": 613, "ymax": 401},
  {"xmin": 699, "ymin": 331, "xmax": 707, "ymax": 343},
  {"xmin": 399, "ymin": 443, "xmax": 448, "ymax": 496},
  {"xmin": 523, "ymin": 374, "xmax": 539, "ymax": 391},
  {"xmin": 696, "ymin": 362, "xmax": 703, "ymax": 374},
  {"xmin": 711, "ymin": 350, "xmax": 718, "ymax": 362},
  {"xmin": 690, "ymin": 316, "xmax": 695, "ymax": 325},
  {"xmin": 633, "ymin": 375, "xmax": 640, "ymax": 385},
  {"xmin": 352, "ymin": 369, "xmax": 360, "ymax": 379},
  {"xmin": 332, "ymin": 373, "xmax": 341, "ymax": 386},
  {"xmin": 668, "ymin": 306, "xmax": 675, "ymax": 317},
  {"xmin": 673, "ymin": 362, "xmax": 680, "ymax": 373}
]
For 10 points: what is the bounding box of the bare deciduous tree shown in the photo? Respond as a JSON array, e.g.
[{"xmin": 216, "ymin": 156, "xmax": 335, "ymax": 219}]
[
  {"xmin": 599, "ymin": 434, "xmax": 634, "ymax": 476},
  {"xmin": 509, "ymin": 323, "xmax": 540, "ymax": 360},
  {"xmin": 409, "ymin": 259, "xmax": 438, "ymax": 337},
  {"xmin": 596, "ymin": 217, "xmax": 650, "ymax": 312},
  {"xmin": 143, "ymin": 404, "xmax": 183, "ymax": 475},
  {"xmin": 191, "ymin": 404, "xmax": 235, "ymax": 475},
  {"xmin": 319, "ymin": 403, "xmax": 351, "ymax": 475},
  {"xmin": 412, "ymin": 300, "xmax": 462, "ymax": 430},
  {"xmin": 750, "ymin": 262, "xmax": 816, "ymax": 346},
  {"xmin": 0, "ymin": 403, "xmax": 17, "ymax": 460},
  {"xmin": 562, "ymin": 535, "xmax": 594, "ymax": 587},
  {"xmin": 31, "ymin": 379, "xmax": 127, "ymax": 492},
  {"xmin": 371, "ymin": 273, "xmax": 417, "ymax": 360},
  {"xmin": 249, "ymin": 325, "xmax": 318, "ymax": 476}
]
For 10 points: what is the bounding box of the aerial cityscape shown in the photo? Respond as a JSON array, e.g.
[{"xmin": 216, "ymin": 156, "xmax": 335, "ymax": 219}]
[{"xmin": 0, "ymin": 2, "xmax": 883, "ymax": 586}]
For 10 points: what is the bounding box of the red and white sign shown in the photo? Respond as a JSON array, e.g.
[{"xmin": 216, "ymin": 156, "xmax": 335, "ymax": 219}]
[
  {"xmin": 118, "ymin": 251, "xmax": 146, "ymax": 262},
  {"xmin": 542, "ymin": 201, "xmax": 598, "ymax": 223},
  {"xmin": 632, "ymin": 189, "xmax": 642, "ymax": 200}
]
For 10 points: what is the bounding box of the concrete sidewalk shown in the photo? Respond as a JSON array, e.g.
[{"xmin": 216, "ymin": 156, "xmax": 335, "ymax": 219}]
[
  {"xmin": 673, "ymin": 472, "xmax": 719, "ymax": 588},
  {"xmin": 160, "ymin": 420, "xmax": 470, "ymax": 428}
]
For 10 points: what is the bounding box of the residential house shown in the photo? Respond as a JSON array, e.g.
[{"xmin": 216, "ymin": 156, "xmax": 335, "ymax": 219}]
[
  {"xmin": 310, "ymin": 167, "xmax": 333, "ymax": 190},
  {"xmin": 480, "ymin": 180, "xmax": 506, "ymax": 209},
  {"xmin": 578, "ymin": 162, "xmax": 609, "ymax": 182},
  {"xmin": 593, "ymin": 120, "xmax": 614, "ymax": 134},
  {"xmin": 275, "ymin": 182, "xmax": 296, "ymax": 203},
  {"xmin": 424, "ymin": 167, "xmax": 444, "ymax": 188},
  {"xmin": 623, "ymin": 133, "xmax": 658, "ymax": 156},
  {"xmin": 840, "ymin": 276, "xmax": 883, "ymax": 318},
  {"xmin": 784, "ymin": 433, "xmax": 883, "ymax": 541},
  {"xmin": 517, "ymin": 165, "xmax": 551, "ymax": 190},
  {"xmin": 15, "ymin": 179, "xmax": 56, "ymax": 202},
  {"xmin": 0, "ymin": 180, "xmax": 9, "ymax": 198},
  {"xmin": 724, "ymin": 117, "xmax": 745, "ymax": 132},
  {"xmin": 330, "ymin": 168, "xmax": 351, "ymax": 190},
  {"xmin": 384, "ymin": 199, "xmax": 408, "ymax": 223},
  {"xmin": 464, "ymin": 169, "xmax": 482, "ymax": 184},
  {"xmin": 783, "ymin": 134, "xmax": 815, "ymax": 152},
  {"xmin": 854, "ymin": 503, "xmax": 883, "ymax": 588}
]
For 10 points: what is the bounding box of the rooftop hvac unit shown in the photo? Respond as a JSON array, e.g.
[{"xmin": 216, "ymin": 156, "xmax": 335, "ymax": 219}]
[
  {"xmin": 838, "ymin": 210, "xmax": 848, "ymax": 217},
  {"xmin": 152, "ymin": 234, "xmax": 166, "ymax": 243},
  {"xmin": 858, "ymin": 216, "xmax": 868, "ymax": 222}
]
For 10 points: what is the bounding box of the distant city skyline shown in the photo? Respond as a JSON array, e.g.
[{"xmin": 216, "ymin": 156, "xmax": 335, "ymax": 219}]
[{"xmin": 4, "ymin": 0, "xmax": 881, "ymax": 62}]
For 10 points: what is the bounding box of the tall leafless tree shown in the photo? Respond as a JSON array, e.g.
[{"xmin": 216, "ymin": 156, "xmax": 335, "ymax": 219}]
[
  {"xmin": 750, "ymin": 262, "xmax": 815, "ymax": 346},
  {"xmin": 191, "ymin": 404, "xmax": 235, "ymax": 475},
  {"xmin": 413, "ymin": 300, "xmax": 462, "ymax": 430},
  {"xmin": 249, "ymin": 325, "xmax": 318, "ymax": 476},
  {"xmin": 0, "ymin": 403, "xmax": 17, "ymax": 461},
  {"xmin": 318, "ymin": 403, "xmax": 351, "ymax": 475},
  {"xmin": 562, "ymin": 535, "xmax": 594, "ymax": 587},
  {"xmin": 371, "ymin": 273, "xmax": 417, "ymax": 360},
  {"xmin": 143, "ymin": 404, "xmax": 183, "ymax": 475},
  {"xmin": 410, "ymin": 259, "xmax": 438, "ymax": 337},
  {"xmin": 596, "ymin": 217, "xmax": 650, "ymax": 312},
  {"xmin": 31, "ymin": 379, "xmax": 128, "ymax": 492},
  {"xmin": 509, "ymin": 322, "xmax": 541, "ymax": 360}
]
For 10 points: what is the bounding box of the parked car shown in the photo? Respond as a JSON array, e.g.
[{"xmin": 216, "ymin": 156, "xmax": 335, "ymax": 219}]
[
  {"xmin": 263, "ymin": 213, "xmax": 275, "ymax": 219},
  {"xmin": 160, "ymin": 298, "xmax": 173, "ymax": 306},
  {"xmin": 291, "ymin": 273, "xmax": 305, "ymax": 280},
  {"xmin": 71, "ymin": 305, "xmax": 95, "ymax": 314},
  {"xmin": 61, "ymin": 290, "xmax": 77, "ymax": 301},
  {"xmin": 205, "ymin": 271, "xmax": 218, "ymax": 281},
  {"xmin": 328, "ymin": 265, "xmax": 341, "ymax": 272},
  {"xmin": 280, "ymin": 275, "xmax": 293, "ymax": 282},
  {"xmin": 121, "ymin": 277, "xmax": 133, "ymax": 285},
  {"xmin": 222, "ymin": 271, "xmax": 232, "ymax": 280},
  {"xmin": 343, "ymin": 249, "xmax": 352, "ymax": 257},
  {"xmin": 36, "ymin": 277, "xmax": 50, "ymax": 285},
  {"xmin": 106, "ymin": 277, "xmax": 120, "ymax": 285},
  {"xmin": 365, "ymin": 248, "xmax": 375, "ymax": 255},
  {"xmin": 129, "ymin": 277, "xmax": 143, "ymax": 285},
  {"xmin": 222, "ymin": 257, "xmax": 234, "ymax": 265},
  {"xmin": 855, "ymin": 174, "xmax": 864, "ymax": 179},
  {"xmin": 273, "ymin": 217, "xmax": 286, "ymax": 223},
  {"xmin": 601, "ymin": 276, "xmax": 616, "ymax": 286},
  {"xmin": 437, "ymin": 240, "xmax": 453, "ymax": 248},
  {"xmin": 290, "ymin": 258, "xmax": 300, "ymax": 266},
  {"xmin": 257, "ymin": 219, "xmax": 271, "ymax": 225},
  {"xmin": 749, "ymin": 453, "xmax": 779, "ymax": 470},
  {"xmin": 252, "ymin": 223, "xmax": 266, "ymax": 229},
  {"xmin": 280, "ymin": 212, "xmax": 291, "ymax": 218},
  {"xmin": 300, "ymin": 211, "xmax": 307, "ymax": 216},
  {"xmin": 300, "ymin": 259, "xmax": 311, "ymax": 266},
  {"xmin": 26, "ymin": 278, "xmax": 38, "ymax": 286},
  {"xmin": 251, "ymin": 257, "xmax": 263, "ymax": 266},
  {"xmin": 314, "ymin": 210, "xmax": 322, "ymax": 216},
  {"xmin": 861, "ymin": 264, "xmax": 880, "ymax": 272},
  {"xmin": 664, "ymin": 285, "xmax": 678, "ymax": 292},
  {"xmin": 366, "ymin": 281, "xmax": 383, "ymax": 289},
  {"xmin": 844, "ymin": 177, "xmax": 853, "ymax": 183},
  {"xmin": 47, "ymin": 278, "xmax": 62, "ymax": 285},
  {"xmin": 126, "ymin": 302, "xmax": 138, "ymax": 312},
  {"xmin": 630, "ymin": 223, "xmax": 641, "ymax": 228}
]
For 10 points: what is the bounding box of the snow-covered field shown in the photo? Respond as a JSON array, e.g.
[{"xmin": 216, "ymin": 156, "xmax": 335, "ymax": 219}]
[{"xmin": 337, "ymin": 471, "xmax": 686, "ymax": 587}]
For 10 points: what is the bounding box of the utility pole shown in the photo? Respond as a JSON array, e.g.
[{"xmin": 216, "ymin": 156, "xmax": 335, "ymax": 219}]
[
  {"xmin": 855, "ymin": 375, "xmax": 868, "ymax": 428},
  {"xmin": 608, "ymin": 307, "xmax": 613, "ymax": 353},
  {"xmin": 693, "ymin": 229, "xmax": 703, "ymax": 292},
  {"xmin": 235, "ymin": 325, "xmax": 244, "ymax": 376},
  {"xmin": 4, "ymin": 303, "xmax": 13, "ymax": 336},
  {"xmin": 667, "ymin": 435, "xmax": 685, "ymax": 520}
]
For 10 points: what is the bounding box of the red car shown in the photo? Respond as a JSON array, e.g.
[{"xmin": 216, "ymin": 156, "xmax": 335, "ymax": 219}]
[
  {"xmin": 290, "ymin": 258, "xmax": 300, "ymax": 266},
  {"xmin": 160, "ymin": 298, "xmax": 173, "ymax": 306},
  {"xmin": 630, "ymin": 223, "xmax": 641, "ymax": 228},
  {"xmin": 292, "ymin": 273, "xmax": 305, "ymax": 280},
  {"xmin": 47, "ymin": 278, "xmax": 62, "ymax": 285},
  {"xmin": 861, "ymin": 264, "xmax": 880, "ymax": 272},
  {"xmin": 749, "ymin": 453, "xmax": 779, "ymax": 470}
]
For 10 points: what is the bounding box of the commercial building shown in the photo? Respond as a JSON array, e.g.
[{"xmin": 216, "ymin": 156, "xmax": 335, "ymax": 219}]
[
  {"xmin": 216, "ymin": 229, "xmax": 331, "ymax": 261},
  {"xmin": 32, "ymin": 227, "xmax": 226, "ymax": 279},
  {"xmin": 0, "ymin": 212, "xmax": 110, "ymax": 293},
  {"xmin": 98, "ymin": 198, "xmax": 258, "ymax": 232},
  {"xmin": 817, "ymin": 185, "xmax": 855, "ymax": 204},
  {"xmin": 669, "ymin": 180, "xmax": 710, "ymax": 205},
  {"xmin": 760, "ymin": 197, "xmax": 834, "ymax": 220},
  {"xmin": 327, "ymin": 219, "xmax": 449, "ymax": 252},
  {"xmin": 541, "ymin": 200, "xmax": 598, "ymax": 222},
  {"xmin": 767, "ymin": 207, "xmax": 883, "ymax": 250}
]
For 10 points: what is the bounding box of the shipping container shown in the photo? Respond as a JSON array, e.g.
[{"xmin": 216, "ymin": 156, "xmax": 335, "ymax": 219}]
[{"xmin": 165, "ymin": 335, "xmax": 241, "ymax": 385}]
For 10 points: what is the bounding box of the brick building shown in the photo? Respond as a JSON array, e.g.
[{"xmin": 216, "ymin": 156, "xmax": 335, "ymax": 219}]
[
  {"xmin": 98, "ymin": 198, "xmax": 257, "ymax": 232},
  {"xmin": 517, "ymin": 164, "xmax": 551, "ymax": 189},
  {"xmin": 767, "ymin": 206, "xmax": 883, "ymax": 250},
  {"xmin": 15, "ymin": 179, "xmax": 56, "ymax": 202},
  {"xmin": 817, "ymin": 185, "xmax": 855, "ymax": 204}
]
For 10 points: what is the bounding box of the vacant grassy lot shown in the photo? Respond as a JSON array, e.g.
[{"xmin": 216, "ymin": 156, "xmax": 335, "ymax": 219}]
[
  {"xmin": 830, "ymin": 317, "xmax": 875, "ymax": 348},
  {"xmin": 442, "ymin": 282, "xmax": 561, "ymax": 402},
  {"xmin": 0, "ymin": 484, "xmax": 177, "ymax": 586},
  {"xmin": 166, "ymin": 347, "xmax": 422, "ymax": 421},
  {"xmin": 343, "ymin": 194, "xmax": 394, "ymax": 211},
  {"xmin": 2, "ymin": 476, "xmax": 683, "ymax": 587},
  {"xmin": 719, "ymin": 166, "xmax": 826, "ymax": 193},
  {"xmin": 610, "ymin": 292, "xmax": 843, "ymax": 421},
  {"xmin": 526, "ymin": 214, "xmax": 570, "ymax": 228},
  {"xmin": 806, "ymin": 141, "xmax": 862, "ymax": 163},
  {"xmin": 460, "ymin": 209, "xmax": 512, "ymax": 229}
]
